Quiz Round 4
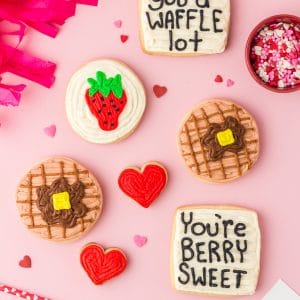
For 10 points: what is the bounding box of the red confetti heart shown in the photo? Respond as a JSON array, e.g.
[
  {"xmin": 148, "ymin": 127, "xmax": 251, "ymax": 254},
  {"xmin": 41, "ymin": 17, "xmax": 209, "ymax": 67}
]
[
  {"xmin": 19, "ymin": 255, "xmax": 31, "ymax": 268},
  {"xmin": 153, "ymin": 85, "xmax": 167, "ymax": 98},
  {"xmin": 214, "ymin": 75, "xmax": 223, "ymax": 83},
  {"xmin": 118, "ymin": 163, "xmax": 168, "ymax": 208},
  {"xmin": 80, "ymin": 244, "xmax": 127, "ymax": 285},
  {"xmin": 120, "ymin": 35, "xmax": 128, "ymax": 43}
]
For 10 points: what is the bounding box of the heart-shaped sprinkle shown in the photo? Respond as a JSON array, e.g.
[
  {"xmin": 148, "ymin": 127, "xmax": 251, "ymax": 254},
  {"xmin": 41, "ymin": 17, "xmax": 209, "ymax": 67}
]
[
  {"xmin": 114, "ymin": 20, "xmax": 122, "ymax": 28},
  {"xmin": 134, "ymin": 235, "xmax": 148, "ymax": 247},
  {"xmin": 120, "ymin": 35, "xmax": 128, "ymax": 43},
  {"xmin": 227, "ymin": 79, "xmax": 235, "ymax": 87},
  {"xmin": 118, "ymin": 162, "xmax": 168, "ymax": 208},
  {"xmin": 80, "ymin": 243, "xmax": 127, "ymax": 285},
  {"xmin": 214, "ymin": 75, "xmax": 223, "ymax": 83},
  {"xmin": 153, "ymin": 85, "xmax": 167, "ymax": 98},
  {"xmin": 44, "ymin": 124, "xmax": 56, "ymax": 137},
  {"xmin": 19, "ymin": 255, "xmax": 31, "ymax": 268}
]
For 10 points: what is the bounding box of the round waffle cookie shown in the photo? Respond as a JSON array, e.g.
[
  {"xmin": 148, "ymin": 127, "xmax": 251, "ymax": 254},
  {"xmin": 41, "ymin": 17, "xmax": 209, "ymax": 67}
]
[
  {"xmin": 178, "ymin": 99, "xmax": 259, "ymax": 183},
  {"xmin": 16, "ymin": 157, "xmax": 103, "ymax": 242}
]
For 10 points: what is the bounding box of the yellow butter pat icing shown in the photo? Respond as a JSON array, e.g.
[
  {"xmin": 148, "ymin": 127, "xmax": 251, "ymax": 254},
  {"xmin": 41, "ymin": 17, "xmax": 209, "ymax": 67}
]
[
  {"xmin": 52, "ymin": 192, "xmax": 71, "ymax": 210},
  {"xmin": 217, "ymin": 129, "xmax": 235, "ymax": 146}
]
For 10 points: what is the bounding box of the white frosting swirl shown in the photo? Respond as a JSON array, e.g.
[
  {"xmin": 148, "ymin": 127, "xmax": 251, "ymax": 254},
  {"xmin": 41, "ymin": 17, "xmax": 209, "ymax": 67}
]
[{"xmin": 66, "ymin": 59, "xmax": 146, "ymax": 144}]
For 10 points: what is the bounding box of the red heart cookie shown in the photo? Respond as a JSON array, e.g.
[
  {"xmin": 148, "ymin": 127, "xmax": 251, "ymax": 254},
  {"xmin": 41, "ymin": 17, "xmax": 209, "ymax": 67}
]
[
  {"xmin": 80, "ymin": 244, "xmax": 127, "ymax": 285},
  {"xmin": 118, "ymin": 162, "xmax": 168, "ymax": 208},
  {"xmin": 153, "ymin": 85, "xmax": 167, "ymax": 98},
  {"xmin": 19, "ymin": 255, "xmax": 31, "ymax": 268}
]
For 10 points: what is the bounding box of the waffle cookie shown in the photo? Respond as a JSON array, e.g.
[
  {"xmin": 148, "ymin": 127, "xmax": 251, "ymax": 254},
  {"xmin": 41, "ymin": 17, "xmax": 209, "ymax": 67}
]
[
  {"xmin": 178, "ymin": 99, "xmax": 259, "ymax": 183},
  {"xmin": 16, "ymin": 157, "xmax": 103, "ymax": 242},
  {"xmin": 66, "ymin": 59, "xmax": 146, "ymax": 144}
]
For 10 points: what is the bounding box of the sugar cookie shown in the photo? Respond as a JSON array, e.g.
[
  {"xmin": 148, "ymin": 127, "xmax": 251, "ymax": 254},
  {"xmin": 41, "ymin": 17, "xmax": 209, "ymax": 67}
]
[
  {"xmin": 66, "ymin": 59, "xmax": 146, "ymax": 144},
  {"xmin": 140, "ymin": 0, "xmax": 231, "ymax": 55},
  {"xmin": 80, "ymin": 243, "xmax": 127, "ymax": 285},
  {"xmin": 178, "ymin": 99, "xmax": 259, "ymax": 183},
  {"xmin": 171, "ymin": 205, "xmax": 261, "ymax": 296},
  {"xmin": 16, "ymin": 157, "xmax": 103, "ymax": 242},
  {"xmin": 118, "ymin": 162, "xmax": 168, "ymax": 208}
]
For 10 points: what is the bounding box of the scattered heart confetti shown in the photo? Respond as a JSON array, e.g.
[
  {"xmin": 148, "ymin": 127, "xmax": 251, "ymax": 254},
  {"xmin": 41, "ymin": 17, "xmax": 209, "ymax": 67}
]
[
  {"xmin": 114, "ymin": 20, "xmax": 122, "ymax": 28},
  {"xmin": 44, "ymin": 124, "xmax": 56, "ymax": 137},
  {"xmin": 120, "ymin": 35, "xmax": 128, "ymax": 43},
  {"xmin": 214, "ymin": 75, "xmax": 223, "ymax": 83},
  {"xmin": 153, "ymin": 85, "xmax": 167, "ymax": 98},
  {"xmin": 134, "ymin": 235, "xmax": 148, "ymax": 247},
  {"xmin": 19, "ymin": 255, "xmax": 31, "ymax": 268},
  {"xmin": 227, "ymin": 79, "xmax": 235, "ymax": 87}
]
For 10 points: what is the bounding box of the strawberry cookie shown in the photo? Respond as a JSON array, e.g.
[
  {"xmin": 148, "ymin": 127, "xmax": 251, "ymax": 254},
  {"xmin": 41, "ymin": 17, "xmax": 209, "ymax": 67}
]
[
  {"xmin": 118, "ymin": 162, "xmax": 168, "ymax": 208},
  {"xmin": 178, "ymin": 99, "xmax": 259, "ymax": 183},
  {"xmin": 66, "ymin": 59, "xmax": 146, "ymax": 144},
  {"xmin": 16, "ymin": 157, "xmax": 103, "ymax": 242}
]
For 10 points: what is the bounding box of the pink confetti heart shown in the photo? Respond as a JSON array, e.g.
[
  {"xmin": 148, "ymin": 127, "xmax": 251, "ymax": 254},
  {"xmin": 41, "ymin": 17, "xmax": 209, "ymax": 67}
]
[
  {"xmin": 134, "ymin": 235, "xmax": 147, "ymax": 247},
  {"xmin": 114, "ymin": 20, "xmax": 122, "ymax": 28},
  {"xmin": 227, "ymin": 79, "xmax": 235, "ymax": 87},
  {"xmin": 44, "ymin": 124, "xmax": 56, "ymax": 137}
]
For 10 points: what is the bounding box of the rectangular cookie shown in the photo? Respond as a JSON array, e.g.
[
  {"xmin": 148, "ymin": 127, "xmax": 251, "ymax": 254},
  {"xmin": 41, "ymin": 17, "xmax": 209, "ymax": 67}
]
[
  {"xmin": 140, "ymin": 0, "xmax": 231, "ymax": 55},
  {"xmin": 171, "ymin": 205, "xmax": 261, "ymax": 296}
]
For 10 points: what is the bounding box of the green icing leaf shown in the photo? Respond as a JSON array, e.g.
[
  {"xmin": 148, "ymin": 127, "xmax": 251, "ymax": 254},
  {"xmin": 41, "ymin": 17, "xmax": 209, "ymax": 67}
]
[
  {"xmin": 87, "ymin": 70, "xmax": 124, "ymax": 98},
  {"xmin": 111, "ymin": 74, "xmax": 123, "ymax": 98}
]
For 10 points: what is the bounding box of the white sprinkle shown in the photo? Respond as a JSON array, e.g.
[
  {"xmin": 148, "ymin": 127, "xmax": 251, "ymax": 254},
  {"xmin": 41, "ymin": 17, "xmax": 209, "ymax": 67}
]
[
  {"xmin": 294, "ymin": 71, "xmax": 300, "ymax": 79},
  {"xmin": 254, "ymin": 46, "xmax": 262, "ymax": 55},
  {"xmin": 278, "ymin": 80, "xmax": 285, "ymax": 88},
  {"xmin": 275, "ymin": 29, "xmax": 284, "ymax": 37}
]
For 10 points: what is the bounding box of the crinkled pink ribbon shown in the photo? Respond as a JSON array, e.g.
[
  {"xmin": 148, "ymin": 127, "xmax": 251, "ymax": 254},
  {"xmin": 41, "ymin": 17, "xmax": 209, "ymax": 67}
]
[{"xmin": 0, "ymin": 0, "xmax": 98, "ymax": 106}]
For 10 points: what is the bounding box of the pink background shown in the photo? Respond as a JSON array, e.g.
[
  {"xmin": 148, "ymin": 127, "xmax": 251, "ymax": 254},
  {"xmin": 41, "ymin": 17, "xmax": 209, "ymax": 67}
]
[{"xmin": 0, "ymin": 0, "xmax": 299, "ymax": 299}]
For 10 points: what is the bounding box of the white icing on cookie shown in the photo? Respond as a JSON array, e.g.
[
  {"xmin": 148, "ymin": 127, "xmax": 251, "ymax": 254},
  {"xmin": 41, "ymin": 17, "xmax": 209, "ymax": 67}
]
[
  {"xmin": 140, "ymin": 0, "xmax": 230, "ymax": 55},
  {"xmin": 171, "ymin": 206, "xmax": 261, "ymax": 296},
  {"xmin": 66, "ymin": 59, "xmax": 146, "ymax": 144}
]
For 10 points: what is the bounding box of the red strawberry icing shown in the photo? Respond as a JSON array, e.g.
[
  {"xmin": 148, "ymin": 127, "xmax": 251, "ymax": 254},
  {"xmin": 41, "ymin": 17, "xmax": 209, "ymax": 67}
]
[
  {"xmin": 118, "ymin": 163, "xmax": 168, "ymax": 208},
  {"xmin": 80, "ymin": 244, "xmax": 127, "ymax": 285},
  {"xmin": 86, "ymin": 71, "xmax": 127, "ymax": 131}
]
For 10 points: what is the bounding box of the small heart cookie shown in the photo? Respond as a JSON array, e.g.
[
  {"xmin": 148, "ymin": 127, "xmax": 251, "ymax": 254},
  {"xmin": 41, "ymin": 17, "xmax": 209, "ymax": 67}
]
[
  {"xmin": 80, "ymin": 243, "xmax": 127, "ymax": 285},
  {"xmin": 118, "ymin": 162, "xmax": 168, "ymax": 208}
]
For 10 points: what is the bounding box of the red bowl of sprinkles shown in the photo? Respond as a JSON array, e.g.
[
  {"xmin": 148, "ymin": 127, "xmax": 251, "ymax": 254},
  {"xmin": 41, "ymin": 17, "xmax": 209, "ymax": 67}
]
[{"xmin": 245, "ymin": 14, "xmax": 300, "ymax": 93}]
